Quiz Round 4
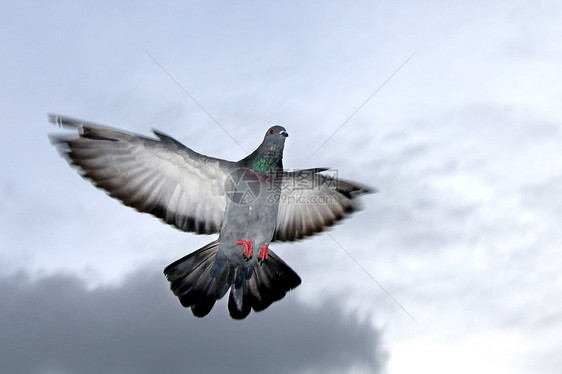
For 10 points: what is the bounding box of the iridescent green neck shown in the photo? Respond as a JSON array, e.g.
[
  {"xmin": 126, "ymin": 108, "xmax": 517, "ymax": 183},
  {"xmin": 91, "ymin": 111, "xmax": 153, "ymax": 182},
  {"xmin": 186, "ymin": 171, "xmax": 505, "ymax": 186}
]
[
  {"xmin": 251, "ymin": 156, "xmax": 278, "ymax": 174},
  {"xmin": 249, "ymin": 143, "xmax": 284, "ymax": 174},
  {"xmin": 244, "ymin": 140, "xmax": 284, "ymax": 174}
]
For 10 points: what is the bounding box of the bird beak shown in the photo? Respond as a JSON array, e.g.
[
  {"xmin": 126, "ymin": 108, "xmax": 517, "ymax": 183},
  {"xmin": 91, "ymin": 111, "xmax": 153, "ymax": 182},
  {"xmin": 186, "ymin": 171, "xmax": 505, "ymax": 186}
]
[{"xmin": 280, "ymin": 130, "xmax": 288, "ymax": 137}]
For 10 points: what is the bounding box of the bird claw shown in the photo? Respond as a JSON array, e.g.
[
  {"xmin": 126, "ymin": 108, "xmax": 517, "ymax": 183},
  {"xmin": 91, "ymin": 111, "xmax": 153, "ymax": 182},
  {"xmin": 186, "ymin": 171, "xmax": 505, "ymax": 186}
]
[
  {"xmin": 258, "ymin": 243, "xmax": 269, "ymax": 263},
  {"xmin": 235, "ymin": 239, "xmax": 253, "ymax": 260}
]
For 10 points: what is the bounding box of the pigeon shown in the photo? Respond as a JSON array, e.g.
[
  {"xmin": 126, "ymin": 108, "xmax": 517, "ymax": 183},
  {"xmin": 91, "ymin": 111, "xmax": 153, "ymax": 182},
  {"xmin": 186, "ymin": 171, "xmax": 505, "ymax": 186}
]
[{"xmin": 48, "ymin": 114, "xmax": 373, "ymax": 319}]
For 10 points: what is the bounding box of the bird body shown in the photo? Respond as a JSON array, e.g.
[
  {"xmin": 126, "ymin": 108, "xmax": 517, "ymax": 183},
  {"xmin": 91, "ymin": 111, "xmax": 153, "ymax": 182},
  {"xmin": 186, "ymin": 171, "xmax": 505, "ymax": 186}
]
[{"xmin": 49, "ymin": 114, "xmax": 372, "ymax": 319}]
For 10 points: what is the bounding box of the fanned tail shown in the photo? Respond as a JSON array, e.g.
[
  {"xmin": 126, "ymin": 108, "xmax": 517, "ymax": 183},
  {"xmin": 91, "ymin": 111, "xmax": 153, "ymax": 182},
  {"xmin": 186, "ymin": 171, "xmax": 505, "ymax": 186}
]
[
  {"xmin": 164, "ymin": 241, "xmax": 301, "ymax": 319},
  {"xmin": 228, "ymin": 250, "xmax": 301, "ymax": 319},
  {"xmin": 164, "ymin": 240, "xmax": 231, "ymax": 317}
]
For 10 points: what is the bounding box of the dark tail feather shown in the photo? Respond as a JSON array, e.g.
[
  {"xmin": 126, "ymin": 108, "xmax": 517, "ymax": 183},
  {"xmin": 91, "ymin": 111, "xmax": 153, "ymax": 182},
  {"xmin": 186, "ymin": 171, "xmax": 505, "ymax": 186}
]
[
  {"xmin": 227, "ymin": 249, "xmax": 301, "ymax": 320},
  {"xmin": 164, "ymin": 240, "xmax": 230, "ymax": 317},
  {"xmin": 164, "ymin": 242, "xmax": 301, "ymax": 319}
]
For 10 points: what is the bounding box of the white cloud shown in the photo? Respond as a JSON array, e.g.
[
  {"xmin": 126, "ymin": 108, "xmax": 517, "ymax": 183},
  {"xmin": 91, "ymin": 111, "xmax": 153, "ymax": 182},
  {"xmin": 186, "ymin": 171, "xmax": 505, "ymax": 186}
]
[{"xmin": 1, "ymin": 1, "xmax": 562, "ymax": 374}]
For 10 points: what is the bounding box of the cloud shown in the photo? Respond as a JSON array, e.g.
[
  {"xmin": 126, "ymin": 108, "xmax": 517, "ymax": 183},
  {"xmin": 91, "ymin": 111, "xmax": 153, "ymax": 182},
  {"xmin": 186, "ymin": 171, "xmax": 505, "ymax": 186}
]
[
  {"xmin": 3, "ymin": 1, "xmax": 562, "ymax": 374},
  {"xmin": 0, "ymin": 267, "xmax": 387, "ymax": 374}
]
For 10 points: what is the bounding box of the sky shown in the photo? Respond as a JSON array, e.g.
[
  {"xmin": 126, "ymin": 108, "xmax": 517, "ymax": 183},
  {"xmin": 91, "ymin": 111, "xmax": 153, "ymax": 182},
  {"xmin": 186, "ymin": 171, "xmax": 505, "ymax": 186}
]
[{"xmin": 1, "ymin": 1, "xmax": 561, "ymax": 373}]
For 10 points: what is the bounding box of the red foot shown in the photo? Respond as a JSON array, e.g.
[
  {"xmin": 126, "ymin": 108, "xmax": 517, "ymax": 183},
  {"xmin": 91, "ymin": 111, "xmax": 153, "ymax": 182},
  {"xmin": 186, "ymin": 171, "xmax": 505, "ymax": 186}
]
[
  {"xmin": 235, "ymin": 240, "xmax": 253, "ymax": 259},
  {"xmin": 258, "ymin": 243, "xmax": 269, "ymax": 262}
]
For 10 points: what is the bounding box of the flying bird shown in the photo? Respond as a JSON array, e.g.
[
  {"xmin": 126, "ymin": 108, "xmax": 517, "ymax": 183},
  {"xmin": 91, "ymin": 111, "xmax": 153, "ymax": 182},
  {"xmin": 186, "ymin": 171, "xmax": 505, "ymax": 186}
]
[{"xmin": 48, "ymin": 114, "xmax": 373, "ymax": 319}]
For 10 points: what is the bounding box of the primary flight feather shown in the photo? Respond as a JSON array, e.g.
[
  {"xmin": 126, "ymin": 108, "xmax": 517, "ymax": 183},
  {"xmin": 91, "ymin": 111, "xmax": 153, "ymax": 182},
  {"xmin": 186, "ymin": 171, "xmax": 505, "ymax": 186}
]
[{"xmin": 49, "ymin": 114, "xmax": 372, "ymax": 319}]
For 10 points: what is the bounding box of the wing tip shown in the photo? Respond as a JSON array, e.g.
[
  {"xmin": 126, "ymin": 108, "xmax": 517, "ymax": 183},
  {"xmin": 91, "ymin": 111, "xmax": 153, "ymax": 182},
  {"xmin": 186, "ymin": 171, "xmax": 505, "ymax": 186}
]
[
  {"xmin": 336, "ymin": 179, "xmax": 377, "ymax": 197},
  {"xmin": 355, "ymin": 184, "xmax": 378, "ymax": 195},
  {"xmin": 307, "ymin": 168, "xmax": 377, "ymax": 196},
  {"xmin": 47, "ymin": 113, "xmax": 84, "ymax": 130}
]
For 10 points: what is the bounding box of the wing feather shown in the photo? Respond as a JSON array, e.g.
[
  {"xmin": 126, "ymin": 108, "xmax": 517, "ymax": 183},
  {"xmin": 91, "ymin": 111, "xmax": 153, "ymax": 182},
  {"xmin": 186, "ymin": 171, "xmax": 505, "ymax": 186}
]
[
  {"xmin": 272, "ymin": 169, "xmax": 373, "ymax": 242},
  {"xmin": 49, "ymin": 114, "xmax": 235, "ymax": 235}
]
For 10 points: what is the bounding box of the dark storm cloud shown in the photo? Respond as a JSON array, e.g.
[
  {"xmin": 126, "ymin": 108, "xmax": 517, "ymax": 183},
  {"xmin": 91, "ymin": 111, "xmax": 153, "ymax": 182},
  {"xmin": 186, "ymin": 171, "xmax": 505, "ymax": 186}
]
[{"xmin": 0, "ymin": 268, "xmax": 386, "ymax": 374}]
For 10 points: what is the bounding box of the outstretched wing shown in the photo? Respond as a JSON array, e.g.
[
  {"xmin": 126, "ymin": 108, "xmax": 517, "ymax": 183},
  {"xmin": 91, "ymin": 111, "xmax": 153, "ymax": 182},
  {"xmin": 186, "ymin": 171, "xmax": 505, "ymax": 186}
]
[
  {"xmin": 49, "ymin": 114, "xmax": 235, "ymax": 234},
  {"xmin": 272, "ymin": 169, "xmax": 373, "ymax": 242}
]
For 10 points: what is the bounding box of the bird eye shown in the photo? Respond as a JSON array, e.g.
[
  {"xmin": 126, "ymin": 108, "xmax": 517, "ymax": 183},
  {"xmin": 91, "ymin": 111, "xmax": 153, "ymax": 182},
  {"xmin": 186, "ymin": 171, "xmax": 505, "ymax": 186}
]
[{"xmin": 270, "ymin": 129, "xmax": 274, "ymax": 134}]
